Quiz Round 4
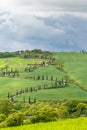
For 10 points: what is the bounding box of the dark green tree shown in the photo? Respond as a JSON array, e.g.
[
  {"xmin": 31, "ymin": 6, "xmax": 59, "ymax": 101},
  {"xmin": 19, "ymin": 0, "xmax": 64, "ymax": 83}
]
[
  {"xmin": 42, "ymin": 75, "xmax": 44, "ymax": 80},
  {"xmin": 23, "ymin": 96, "xmax": 25, "ymax": 103},
  {"xmin": 28, "ymin": 96, "xmax": 31, "ymax": 104},
  {"xmin": 51, "ymin": 76, "xmax": 53, "ymax": 81},
  {"xmin": 0, "ymin": 99, "xmax": 13, "ymax": 116}
]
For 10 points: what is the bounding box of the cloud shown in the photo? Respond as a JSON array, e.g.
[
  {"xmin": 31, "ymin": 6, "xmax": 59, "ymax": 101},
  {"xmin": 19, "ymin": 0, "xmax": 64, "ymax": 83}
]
[
  {"xmin": 0, "ymin": 0, "xmax": 87, "ymax": 15},
  {"xmin": 0, "ymin": 0, "xmax": 87, "ymax": 52},
  {"xmin": 14, "ymin": 0, "xmax": 87, "ymax": 12},
  {"xmin": 0, "ymin": 11, "xmax": 87, "ymax": 52}
]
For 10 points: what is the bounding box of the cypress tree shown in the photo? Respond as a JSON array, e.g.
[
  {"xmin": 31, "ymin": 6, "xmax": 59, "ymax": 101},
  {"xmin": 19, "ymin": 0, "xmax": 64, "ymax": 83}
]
[
  {"xmin": 37, "ymin": 75, "xmax": 40, "ymax": 80},
  {"xmin": 28, "ymin": 96, "xmax": 31, "ymax": 104},
  {"xmin": 30, "ymin": 87, "xmax": 33, "ymax": 92},
  {"xmin": 11, "ymin": 96, "xmax": 14, "ymax": 102},
  {"xmin": 34, "ymin": 97, "xmax": 36, "ymax": 103},
  {"xmin": 46, "ymin": 76, "xmax": 48, "ymax": 80},
  {"xmin": 51, "ymin": 76, "xmax": 53, "ymax": 81},
  {"xmin": 8, "ymin": 92, "xmax": 10, "ymax": 98},
  {"xmin": 23, "ymin": 96, "xmax": 25, "ymax": 103},
  {"xmin": 42, "ymin": 75, "xmax": 44, "ymax": 80},
  {"xmin": 16, "ymin": 90, "xmax": 19, "ymax": 96}
]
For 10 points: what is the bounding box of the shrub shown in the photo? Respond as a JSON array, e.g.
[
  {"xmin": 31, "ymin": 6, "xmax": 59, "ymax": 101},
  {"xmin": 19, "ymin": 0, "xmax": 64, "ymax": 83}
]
[
  {"xmin": 30, "ymin": 106, "xmax": 59, "ymax": 123},
  {"xmin": 63, "ymin": 99, "xmax": 80, "ymax": 114},
  {"xmin": 0, "ymin": 99, "xmax": 13, "ymax": 116},
  {"xmin": 58, "ymin": 106, "xmax": 69, "ymax": 119},
  {"xmin": 0, "ymin": 114, "xmax": 6, "ymax": 123},
  {"xmin": 0, "ymin": 121, "xmax": 7, "ymax": 128},
  {"xmin": 6, "ymin": 112, "xmax": 24, "ymax": 127},
  {"xmin": 14, "ymin": 102, "xmax": 23, "ymax": 110},
  {"xmin": 76, "ymin": 103, "xmax": 87, "ymax": 116}
]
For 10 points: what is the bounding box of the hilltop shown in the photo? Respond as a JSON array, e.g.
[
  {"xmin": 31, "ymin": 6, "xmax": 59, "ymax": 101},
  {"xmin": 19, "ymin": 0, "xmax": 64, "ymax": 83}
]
[
  {"xmin": 0, "ymin": 50, "xmax": 87, "ymax": 128},
  {"xmin": 0, "ymin": 50, "xmax": 87, "ymax": 101}
]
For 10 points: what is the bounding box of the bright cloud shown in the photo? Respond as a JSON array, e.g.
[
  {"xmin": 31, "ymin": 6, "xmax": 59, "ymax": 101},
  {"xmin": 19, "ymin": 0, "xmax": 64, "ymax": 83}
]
[{"xmin": 0, "ymin": 0, "xmax": 87, "ymax": 51}]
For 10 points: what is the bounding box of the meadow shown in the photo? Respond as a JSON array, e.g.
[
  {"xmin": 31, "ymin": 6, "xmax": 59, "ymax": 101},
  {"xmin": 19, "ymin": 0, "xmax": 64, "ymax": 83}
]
[
  {"xmin": 0, "ymin": 52, "xmax": 87, "ymax": 101},
  {"xmin": 54, "ymin": 52, "xmax": 87, "ymax": 90},
  {"xmin": 15, "ymin": 84, "xmax": 87, "ymax": 101},
  {"xmin": 1, "ymin": 117, "xmax": 87, "ymax": 130},
  {"xmin": 0, "ymin": 51, "xmax": 87, "ymax": 129}
]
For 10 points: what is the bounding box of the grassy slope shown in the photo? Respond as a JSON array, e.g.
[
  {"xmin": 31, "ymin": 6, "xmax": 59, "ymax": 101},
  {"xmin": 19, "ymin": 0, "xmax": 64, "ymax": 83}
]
[
  {"xmin": 21, "ymin": 65, "xmax": 65, "ymax": 79},
  {"xmin": 54, "ymin": 52, "xmax": 87, "ymax": 89},
  {"xmin": 0, "ymin": 77, "xmax": 53, "ymax": 98},
  {"xmin": 0, "ymin": 53, "xmax": 87, "ymax": 100},
  {"xmin": 0, "ymin": 57, "xmax": 64, "ymax": 99},
  {"xmin": 0, "ymin": 57, "xmax": 45, "ymax": 68},
  {"xmin": 15, "ymin": 84, "xmax": 87, "ymax": 101},
  {"xmin": 1, "ymin": 117, "xmax": 87, "ymax": 130}
]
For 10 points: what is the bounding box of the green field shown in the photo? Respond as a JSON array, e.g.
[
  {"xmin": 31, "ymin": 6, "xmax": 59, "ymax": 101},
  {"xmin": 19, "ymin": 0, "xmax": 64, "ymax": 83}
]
[
  {"xmin": 1, "ymin": 117, "xmax": 87, "ymax": 130},
  {"xmin": 0, "ymin": 52, "xmax": 87, "ymax": 101},
  {"xmin": 0, "ymin": 78, "xmax": 53, "ymax": 98},
  {"xmin": 54, "ymin": 52, "xmax": 87, "ymax": 89},
  {"xmin": 0, "ymin": 52, "xmax": 87, "ymax": 129},
  {"xmin": 15, "ymin": 84, "xmax": 87, "ymax": 101},
  {"xmin": 0, "ymin": 57, "xmax": 46, "ymax": 68}
]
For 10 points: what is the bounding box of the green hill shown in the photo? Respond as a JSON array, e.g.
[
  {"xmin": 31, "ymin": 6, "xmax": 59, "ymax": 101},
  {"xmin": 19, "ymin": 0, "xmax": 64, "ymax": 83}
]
[
  {"xmin": 15, "ymin": 84, "xmax": 87, "ymax": 101},
  {"xmin": 54, "ymin": 52, "xmax": 87, "ymax": 90},
  {"xmin": 0, "ymin": 51, "xmax": 87, "ymax": 101}
]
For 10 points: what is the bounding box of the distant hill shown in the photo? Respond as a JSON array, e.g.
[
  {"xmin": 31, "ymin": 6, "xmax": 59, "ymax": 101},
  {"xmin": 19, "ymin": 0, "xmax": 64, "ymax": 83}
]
[{"xmin": 0, "ymin": 51, "xmax": 87, "ymax": 101}]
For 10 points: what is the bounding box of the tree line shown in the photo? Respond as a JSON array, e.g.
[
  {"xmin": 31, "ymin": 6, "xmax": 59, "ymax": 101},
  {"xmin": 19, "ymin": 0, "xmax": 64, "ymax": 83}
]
[
  {"xmin": 0, "ymin": 49, "xmax": 53, "ymax": 59},
  {"xmin": 0, "ymin": 67, "xmax": 19, "ymax": 77},
  {"xmin": 7, "ymin": 77, "xmax": 68, "ymax": 103}
]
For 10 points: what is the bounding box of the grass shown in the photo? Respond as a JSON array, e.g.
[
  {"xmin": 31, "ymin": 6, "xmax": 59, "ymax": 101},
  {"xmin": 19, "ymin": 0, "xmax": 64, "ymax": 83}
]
[
  {"xmin": 0, "ymin": 53, "xmax": 87, "ymax": 100},
  {"xmin": 54, "ymin": 52, "xmax": 87, "ymax": 89},
  {"xmin": 0, "ymin": 57, "xmax": 46, "ymax": 68},
  {"xmin": 14, "ymin": 84, "xmax": 87, "ymax": 101},
  {"xmin": 0, "ymin": 77, "xmax": 53, "ymax": 98},
  {"xmin": 1, "ymin": 117, "xmax": 87, "ymax": 130},
  {"xmin": 0, "ymin": 53, "xmax": 87, "ymax": 130},
  {"xmin": 0, "ymin": 57, "xmax": 65, "ymax": 99},
  {"xmin": 21, "ymin": 65, "xmax": 65, "ymax": 79}
]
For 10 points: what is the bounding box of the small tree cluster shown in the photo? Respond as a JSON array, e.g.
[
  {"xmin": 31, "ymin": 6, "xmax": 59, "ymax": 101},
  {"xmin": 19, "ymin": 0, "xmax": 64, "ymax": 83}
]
[
  {"xmin": 0, "ymin": 68, "xmax": 19, "ymax": 78},
  {"xmin": 23, "ymin": 96, "xmax": 36, "ymax": 104}
]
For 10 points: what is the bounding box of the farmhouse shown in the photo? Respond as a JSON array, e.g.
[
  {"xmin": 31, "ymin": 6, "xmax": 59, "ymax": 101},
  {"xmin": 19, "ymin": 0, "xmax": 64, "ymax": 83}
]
[{"xmin": 35, "ymin": 61, "xmax": 42, "ymax": 65}]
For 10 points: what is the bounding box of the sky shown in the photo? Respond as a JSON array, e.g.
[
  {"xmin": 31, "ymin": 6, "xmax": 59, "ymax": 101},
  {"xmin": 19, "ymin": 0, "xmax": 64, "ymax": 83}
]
[{"xmin": 0, "ymin": 0, "xmax": 87, "ymax": 52}]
